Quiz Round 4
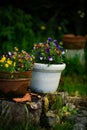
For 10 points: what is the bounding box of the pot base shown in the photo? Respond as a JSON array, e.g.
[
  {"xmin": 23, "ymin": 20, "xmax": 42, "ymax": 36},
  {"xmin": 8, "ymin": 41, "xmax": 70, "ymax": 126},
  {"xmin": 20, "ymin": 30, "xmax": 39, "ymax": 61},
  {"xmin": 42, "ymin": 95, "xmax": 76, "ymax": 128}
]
[{"xmin": 0, "ymin": 78, "xmax": 30, "ymax": 98}]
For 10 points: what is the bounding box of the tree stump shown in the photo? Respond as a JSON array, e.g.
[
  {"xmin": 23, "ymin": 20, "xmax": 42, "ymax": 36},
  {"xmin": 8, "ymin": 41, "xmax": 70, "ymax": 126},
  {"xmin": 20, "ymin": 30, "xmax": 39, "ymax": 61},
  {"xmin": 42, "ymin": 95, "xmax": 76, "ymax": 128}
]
[{"xmin": 0, "ymin": 93, "xmax": 42, "ymax": 128}]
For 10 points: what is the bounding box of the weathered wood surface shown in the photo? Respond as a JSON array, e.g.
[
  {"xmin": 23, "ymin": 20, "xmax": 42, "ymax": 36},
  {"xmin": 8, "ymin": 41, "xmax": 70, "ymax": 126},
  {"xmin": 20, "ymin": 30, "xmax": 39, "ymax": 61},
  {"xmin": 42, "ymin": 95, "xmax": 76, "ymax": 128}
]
[{"xmin": 68, "ymin": 96, "xmax": 87, "ymax": 107}]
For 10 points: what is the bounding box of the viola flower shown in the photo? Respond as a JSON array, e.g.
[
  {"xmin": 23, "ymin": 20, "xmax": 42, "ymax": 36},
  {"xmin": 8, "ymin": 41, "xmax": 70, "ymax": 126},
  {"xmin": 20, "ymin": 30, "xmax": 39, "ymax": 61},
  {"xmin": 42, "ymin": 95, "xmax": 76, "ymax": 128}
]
[
  {"xmin": 7, "ymin": 59, "xmax": 12, "ymax": 65},
  {"xmin": 32, "ymin": 37, "xmax": 66, "ymax": 64},
  {"xmin": 47, "ymin": 37, "xmax": 52, "ymax": 44},
  {"xmin": 48, "ymin": 56, "xmax": 53, "ymax": 61},
  {"xmin": 53, "ymin": 40, "xmax": 60, "ymax": 50},
  {"xmin": 0, "ymin": 47, "xmax": 34, "ymax": 72},
  {"xmin": 5, "ymin": 63, "xmax": 9, "ymax": 68},
  {"xmin": 40, "ymin": 57, "xmax": 43, "ymax": 60},
  {"xmin": 45, "ymin": 47, "xmax": 50, "ymax": 53},
  {"xmin": 0, "ymin": 55, "xmax": 6, "ymax": 62}
]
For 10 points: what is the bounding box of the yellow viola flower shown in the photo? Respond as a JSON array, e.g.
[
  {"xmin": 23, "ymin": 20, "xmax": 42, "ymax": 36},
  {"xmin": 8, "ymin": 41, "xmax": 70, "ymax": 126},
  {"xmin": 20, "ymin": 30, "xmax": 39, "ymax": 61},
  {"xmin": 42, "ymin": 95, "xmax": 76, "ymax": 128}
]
[
  {"xmin": 0, "ymin": 47, "xmax": 34, "ymax": 72},
  {"xmin": 30, "ymin": 57, "xmax": 33, "ymax": 61},
  {"xmin": 18, "ymin": 59, "xmax": 22, "ymax": 62},
  {"xmin": 7, "ymin": 59, "xmax": 12, "ymax": 65},
  {"xmin": 0, "ymin": 56, "xmax": 6, "ymax": 62},
  {"xmin": 12, "ymin": 55, "xmax": 16, "ymax": 59},
  {"xmin": 21, "ymin": 64, "xmax": 24, "ymax": 68},
  {"xmin": 14, "ymin": 47, "xmax": 18, "ymax": 51},
  {"xmin": 13, "ymin": 62, "xmax": 16, "ymax": 67},
  {"xmin": 18, "ymin": 54, "xmax": 21, "ymax": 58},
  {"xmin": 22, "ymin": 50, "xmax": 26, "ymax": 54},
  {"xmin": 5, "ymin": 63, "xmax": 9, "ymax": 68},
  {"xmin": 39, "ymin": 43, "xmax": 44, "ymax": 47}
]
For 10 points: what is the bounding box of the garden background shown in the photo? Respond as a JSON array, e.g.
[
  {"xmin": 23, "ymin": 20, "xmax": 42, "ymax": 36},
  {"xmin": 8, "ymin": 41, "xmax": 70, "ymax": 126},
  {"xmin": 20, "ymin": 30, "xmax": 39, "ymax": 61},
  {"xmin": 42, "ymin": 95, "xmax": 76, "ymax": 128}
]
[
  {"xmin": 0, "ymin": 0, "xmax": 87, "ymax": 51},
  {"xmin": 0, "ymin": 0, "xmax": 87, "ymax": 130},
  {"xmin": 0, "ymin": 0, "xmax": 87, "ymax": 94},
  {"xmin": 0, "ymin": 0, "xmax": 87, "ymax": 93}
]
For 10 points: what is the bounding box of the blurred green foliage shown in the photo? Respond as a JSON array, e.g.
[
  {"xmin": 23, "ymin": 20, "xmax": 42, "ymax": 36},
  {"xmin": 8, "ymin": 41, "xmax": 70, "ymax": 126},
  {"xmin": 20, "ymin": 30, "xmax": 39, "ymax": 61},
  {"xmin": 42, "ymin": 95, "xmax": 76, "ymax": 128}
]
[
  {"xmin": 63, "ymin": 55, "xmax": 85, "ymax": 76},
  {"xmin": 0, "ymin": 6, "xmax": 35, "ymax": 53},
  {"xmin": 0, "ymin": 6, "xmax": 68, "ymax": 54}
]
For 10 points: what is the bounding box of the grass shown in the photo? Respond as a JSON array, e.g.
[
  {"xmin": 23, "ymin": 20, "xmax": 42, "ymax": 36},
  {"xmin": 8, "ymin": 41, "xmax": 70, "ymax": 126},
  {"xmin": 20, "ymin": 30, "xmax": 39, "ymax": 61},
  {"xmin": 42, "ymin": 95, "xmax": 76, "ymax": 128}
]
[
  {"xmin": 59, "ymin": 74, "xmax": 87, "ymax": 96},
  {"xmin": 0, "ymin": 122, "xmax": 73, "ymax": 130},
  {"xmin": 51, "ymin": 122, "xmax": 73, "ymax": 130}
]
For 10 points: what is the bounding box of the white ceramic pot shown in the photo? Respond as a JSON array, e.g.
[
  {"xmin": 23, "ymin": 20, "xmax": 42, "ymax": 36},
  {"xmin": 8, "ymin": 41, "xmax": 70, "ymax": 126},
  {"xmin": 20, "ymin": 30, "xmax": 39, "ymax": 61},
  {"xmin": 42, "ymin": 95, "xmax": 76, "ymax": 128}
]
[{"xmin": 30, "ymin": 63, "xmax": 66, "ymax": 93}]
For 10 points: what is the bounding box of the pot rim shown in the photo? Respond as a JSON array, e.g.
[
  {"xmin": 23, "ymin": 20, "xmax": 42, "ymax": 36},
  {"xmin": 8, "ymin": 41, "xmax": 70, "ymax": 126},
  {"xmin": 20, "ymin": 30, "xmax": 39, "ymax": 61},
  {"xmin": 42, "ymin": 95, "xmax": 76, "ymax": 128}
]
[
  {"xmin": 33, "ymin": 63, "xmax": 66, "ymax": 71},
  {"xmin": 0, "ymin": 78, "xmax": 30, "ymax": 81},
  {"xmin": 0, "ymin": 70, "xmax": 32, "ymax": 74}
]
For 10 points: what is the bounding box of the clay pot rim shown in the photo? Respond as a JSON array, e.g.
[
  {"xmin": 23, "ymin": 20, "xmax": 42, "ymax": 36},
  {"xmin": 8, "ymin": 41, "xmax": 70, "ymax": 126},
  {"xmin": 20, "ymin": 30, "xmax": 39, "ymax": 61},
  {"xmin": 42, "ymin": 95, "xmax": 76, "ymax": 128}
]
[
  {"xmin": 0, "ymin": 78, "xmax": 30, "ymax": 81},
  {"xmin": 63, "ymin": 34, "xmax": 86, "ymax": 39},
  {"xmin": 0, "ymin": 70, "xmax": 32, "ymax": 74}
]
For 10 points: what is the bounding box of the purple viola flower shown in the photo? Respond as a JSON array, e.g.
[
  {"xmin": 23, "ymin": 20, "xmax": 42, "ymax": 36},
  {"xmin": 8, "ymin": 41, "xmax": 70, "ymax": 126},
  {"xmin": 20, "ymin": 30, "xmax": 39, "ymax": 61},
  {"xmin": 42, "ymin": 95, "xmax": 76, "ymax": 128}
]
[
  {"xmin": 53, "ymin": 40, "xmax": 60, "ymax": 50},
  {"xmin": 37, "ymin": 52, "xmax": 41, "ymax": 60},
  {"xmin": 48, "ymin": 56, "xmax": 53, "ymax": 61},
  {"xmin": 53, "ymin": 40, "xmax": 58, "ymax": 45},
  {"xmin": 47, "ymin": 37, "xmax": 52, "ymax": 44},
  {"xmin": 45, "ymin": 47, "xmax": 50, "ymax": 53}
]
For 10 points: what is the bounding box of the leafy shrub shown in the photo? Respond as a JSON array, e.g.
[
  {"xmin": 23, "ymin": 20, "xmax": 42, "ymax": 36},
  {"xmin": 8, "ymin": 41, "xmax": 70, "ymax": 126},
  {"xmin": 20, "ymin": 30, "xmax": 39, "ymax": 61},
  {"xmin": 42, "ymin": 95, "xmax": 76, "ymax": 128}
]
[
  {"xmin": 0, "ymin": 6, "xmax": 35, "ymax": 54},
  {"xmin": 63, "ymin": 55, "xmax": 85, "ymax": 75},
  {"xmin": 0, "ymin": 6, "xmax": 69, "ymax": 55}
]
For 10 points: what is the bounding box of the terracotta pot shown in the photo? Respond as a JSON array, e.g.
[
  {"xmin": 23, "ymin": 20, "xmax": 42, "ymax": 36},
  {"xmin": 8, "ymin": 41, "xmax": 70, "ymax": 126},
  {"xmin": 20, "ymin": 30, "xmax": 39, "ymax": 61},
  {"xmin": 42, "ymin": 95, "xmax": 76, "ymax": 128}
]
[
  {"xmin": 0, "ymin": 71, "xmax": 32, "ymax": 98},
  {"xmin": 62, "ymin": 34, "xmax": 86, "ymax": 49}
]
